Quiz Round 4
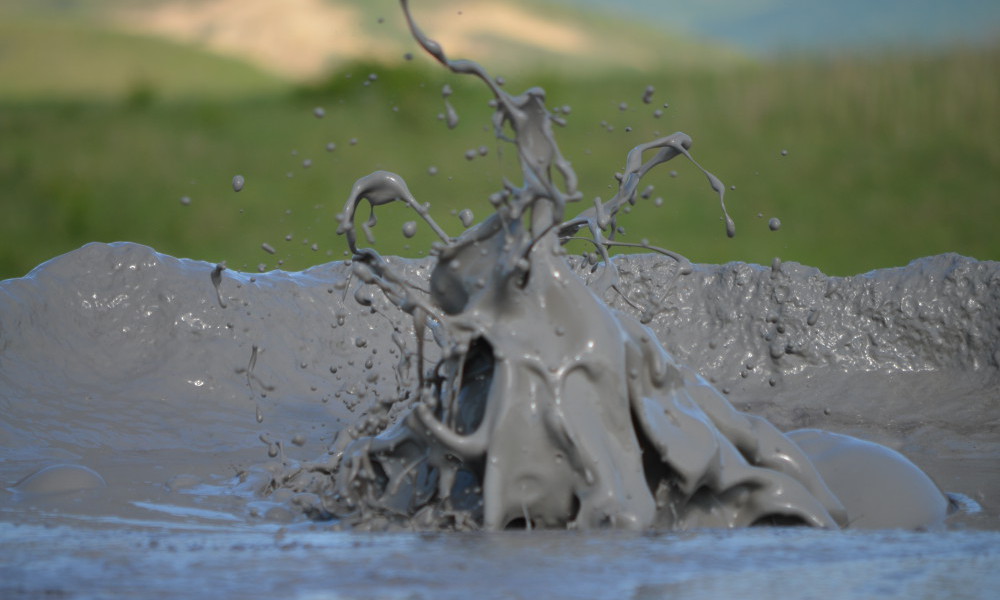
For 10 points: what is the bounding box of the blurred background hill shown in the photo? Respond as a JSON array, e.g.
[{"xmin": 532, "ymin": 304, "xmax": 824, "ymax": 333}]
[{"xmin": 1, "ymin": 0, "xmax": 998, "ymax": 278}]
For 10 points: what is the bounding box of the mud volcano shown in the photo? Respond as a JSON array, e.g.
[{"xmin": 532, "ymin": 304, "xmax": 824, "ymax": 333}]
[{"xmin": 2, "ymin": 1, "xmax": 998, "ymax": 598}]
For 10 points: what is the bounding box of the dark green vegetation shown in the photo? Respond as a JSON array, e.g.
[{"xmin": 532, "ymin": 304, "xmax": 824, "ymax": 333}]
[{"xmin": 2, "ymin": 16, "xmax": 998, "ymax": 279}]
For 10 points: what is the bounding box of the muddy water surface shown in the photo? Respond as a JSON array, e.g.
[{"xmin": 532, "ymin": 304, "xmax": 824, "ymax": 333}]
[{"xmin": 1, "ymin": 242, "xmax": 998, "ymax": 597}]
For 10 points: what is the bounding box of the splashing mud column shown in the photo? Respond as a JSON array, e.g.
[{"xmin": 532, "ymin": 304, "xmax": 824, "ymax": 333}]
[{"xmin": 309, "ymin": 0, "xmax": 950, "ymax": 531}]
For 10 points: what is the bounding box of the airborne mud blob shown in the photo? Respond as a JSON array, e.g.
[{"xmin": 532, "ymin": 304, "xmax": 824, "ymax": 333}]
[{"xmin": 260, "ymin": 0, "xmax": 953, "ymax": 531}]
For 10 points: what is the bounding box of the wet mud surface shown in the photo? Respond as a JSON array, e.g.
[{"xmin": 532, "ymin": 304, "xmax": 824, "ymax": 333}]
[
  {"xmin": 1, "ymin": 242, "xmax": 997, "ymax": 527},
  {"xmin": 1, "ymin": 243, "xmax": 998, "ymax": 598},
  {"xmin": 3, "ymin": 523, "xmax": 998, "ymax": 600}
]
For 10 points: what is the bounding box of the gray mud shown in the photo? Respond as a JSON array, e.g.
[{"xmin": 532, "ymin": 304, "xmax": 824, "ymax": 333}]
[
  {"xmin": 0, "ymin": 242, "xmax": 998, "ymax": 598},
  {"xmin": 1, "ymin": 243, "xmax": 996, "ymax": 530}
]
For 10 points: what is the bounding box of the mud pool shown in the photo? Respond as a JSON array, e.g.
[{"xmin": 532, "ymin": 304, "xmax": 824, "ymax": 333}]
[
  {"xmin": 3, "ymin": 0, "xmax": 1000, "ymax": 597},
  {"xmin": 1, "ymin": 242, "xmax": 998, "ymax": 598}
]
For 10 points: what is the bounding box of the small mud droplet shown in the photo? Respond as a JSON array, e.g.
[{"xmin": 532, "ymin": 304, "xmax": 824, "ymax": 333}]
[{"xmin": 232, "ymin": 175, "xmax": 245, "ymax": 192}]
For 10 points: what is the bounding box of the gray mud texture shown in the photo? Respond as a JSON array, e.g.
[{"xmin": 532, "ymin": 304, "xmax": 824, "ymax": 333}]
[
  {"xmin": 0, "ymin": 242, "xmax": 997, "ymax": 529},
  {"xmin": 0, "ymin": 242, "xmax": 998, "ymax": 599}
]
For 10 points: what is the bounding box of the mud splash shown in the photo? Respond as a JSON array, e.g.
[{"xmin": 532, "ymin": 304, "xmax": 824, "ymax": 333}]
[{"xmin": 241, "ymin": 0, "xmax": 956, "ymax": 532}]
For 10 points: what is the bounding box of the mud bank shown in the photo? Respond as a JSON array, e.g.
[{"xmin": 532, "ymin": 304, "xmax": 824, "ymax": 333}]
[{"xmin": 0, "ymin": 242, "xmax": 996, "ymax": 529}]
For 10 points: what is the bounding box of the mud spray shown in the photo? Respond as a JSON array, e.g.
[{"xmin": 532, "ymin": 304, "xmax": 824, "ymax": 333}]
[
  {"xmin": 259, "ymin": 0, "xmax": 952, "ymax": 531},
  {"xmin": 2, "ymin": 1, "xmax": 999, "ymax": 598}
]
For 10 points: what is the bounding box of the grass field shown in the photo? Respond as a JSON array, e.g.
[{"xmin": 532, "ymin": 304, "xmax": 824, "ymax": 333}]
[{"xmin": 2, "ymin": 16, "xmax": 998, "ymax": 279}]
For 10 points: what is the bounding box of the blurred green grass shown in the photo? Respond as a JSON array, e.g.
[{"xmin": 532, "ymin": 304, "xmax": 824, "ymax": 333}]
[{"xmin": 1, "ymin": 18, "xmax": 997, "ymax": 279}]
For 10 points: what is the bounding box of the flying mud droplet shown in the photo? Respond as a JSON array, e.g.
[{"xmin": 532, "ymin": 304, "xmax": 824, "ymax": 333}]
[
  {"xmin": 642, "ymin": 85, "xmax": 655, "ymax": 104},
  {"xmin": 179, "ymin": 196, "xmax": 191, "ymax": 206},
  {"xmin": 769, "ymin": 218, "xmax": 782, "ymax": 231},
  {"xmin": 261, "ymin": 243, "xmax": 276, "ymax": 255},
  {"xmin": 781, "ymin": 149, "xmax": 789, "ymax": 156},
  {"xmin": 313, "ymin": 107, "xmax": 326, "ymax": 118},
  {"xmin": 442, "ymin": 84, "xmax": 459, "ymax": 129},
  {"xmin": 232, "ymin": 175, "xmax": 245, "ymax": 192},
  {"xmin": 402, "ymin": 222, "xmax": 417, "ymax": 238},
  {"xmin": 326, "ymin": 142, "xmax": 336, "ymax": 152},
  {"xmin": 210, "ymin": 262, "xmax": 227, "ymax": 309},
  {"xmin": 458, "ymin": 209, "xmax": 474, "ymax": 227},
  {"xmin": 245, "ymin": 344, "xmax": 276, "ymax": 398}
]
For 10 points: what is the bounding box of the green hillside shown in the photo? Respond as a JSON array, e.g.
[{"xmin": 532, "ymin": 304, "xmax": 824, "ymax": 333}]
[
  {"xmin": 0, "ymin": 19, "xmax": 285, "ymax": 102},
  {"xmin": 1, "ymin": 2, "xmax": 997, "ymax": 280}
]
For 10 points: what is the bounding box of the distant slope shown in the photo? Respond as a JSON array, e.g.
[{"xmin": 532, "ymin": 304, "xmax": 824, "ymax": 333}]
[
  {"xmin": 0, "ymin": 18, "xmax": 286, "ymax": 101},
  {"xmin": 112, "ymin": 0, "xmax": 748, "ymax": 79},
  {"xmin": 2, "ymin": 0, "xmax": 749, "ymax": 94},
  {"xmin": 565, "ymin": 0, "xmax": 1000, "ymax": 53}
]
